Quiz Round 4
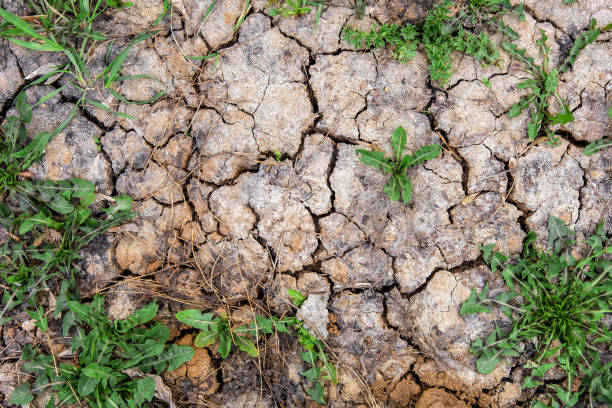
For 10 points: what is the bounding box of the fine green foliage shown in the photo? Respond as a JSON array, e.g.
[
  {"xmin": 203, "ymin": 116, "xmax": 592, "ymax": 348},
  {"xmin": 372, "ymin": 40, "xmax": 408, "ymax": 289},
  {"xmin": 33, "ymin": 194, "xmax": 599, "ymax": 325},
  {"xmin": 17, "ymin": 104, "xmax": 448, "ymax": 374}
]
[
  {"xmin": 355, "ymin": 126, "xmax": 441, "ymax": 203},
  {"xmin": 269, "ymin": 0, "xmax": 324, "ymax": 31},
  {"xmin": 288, "ymin": 288, "xmax": 307, "ymax": 306},
  {"xmin": 502, "ymin": 20, "xmax": 608, "ymax": 143},
  {"xmin": 0, "ymin": 1, "xmax": 166, "ymax": 121},
  {"xmin": 343, "ymin": 23, "xmax": 418, "ymax": 63},
  {"xmin": 343, "ymin": 0, "xmax": 521, "ymax": 84},
  {"xmin": 460, "ymin": 216, "xmax": 611, "ymax": 407},
  {"xmin": 177, "ymin": 291, "xmax": 337, "ymax": 405},
  {"xmin": 11, "ymin": 297, "xmax": 193, "ymax": 407}
]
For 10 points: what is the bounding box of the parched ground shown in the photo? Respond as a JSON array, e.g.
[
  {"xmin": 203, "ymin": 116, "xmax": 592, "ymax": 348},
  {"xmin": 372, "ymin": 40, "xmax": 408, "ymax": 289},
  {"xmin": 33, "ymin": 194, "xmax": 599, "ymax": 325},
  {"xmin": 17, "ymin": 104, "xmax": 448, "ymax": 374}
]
[{"xmin": 0, "ymin": 0, "xmax": 611, "ymax": 407}]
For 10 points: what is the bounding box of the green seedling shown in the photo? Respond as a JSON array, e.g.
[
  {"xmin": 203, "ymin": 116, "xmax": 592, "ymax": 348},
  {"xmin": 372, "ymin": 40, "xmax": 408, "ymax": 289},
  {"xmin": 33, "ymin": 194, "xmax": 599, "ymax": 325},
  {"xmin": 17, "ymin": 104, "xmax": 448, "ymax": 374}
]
[
  {"xmin": 11, "ymin": 297, "xmax": 193, "ymax": 407},
  {"xmin": 356, "ymin": 126, "xmax": 441, "ymax": 203},
  {"xmin": 176, "ymin": 290, "xmax": 337, "ymax": 405},
  {"xmin": 502, "ymin": 19, "xmax": 608, "ymax": 144},
  {"xmin": 460, "ymin": 216, "xmax": 611, "ymax": 407}
]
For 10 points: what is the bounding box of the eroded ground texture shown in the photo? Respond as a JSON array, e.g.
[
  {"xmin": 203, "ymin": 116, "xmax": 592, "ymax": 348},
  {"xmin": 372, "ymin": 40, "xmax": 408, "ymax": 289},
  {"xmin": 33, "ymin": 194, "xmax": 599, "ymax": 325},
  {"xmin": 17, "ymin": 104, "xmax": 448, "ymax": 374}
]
[{"xmin": 1, "ymin": 0, "xmax": 611, "ymax": 406}]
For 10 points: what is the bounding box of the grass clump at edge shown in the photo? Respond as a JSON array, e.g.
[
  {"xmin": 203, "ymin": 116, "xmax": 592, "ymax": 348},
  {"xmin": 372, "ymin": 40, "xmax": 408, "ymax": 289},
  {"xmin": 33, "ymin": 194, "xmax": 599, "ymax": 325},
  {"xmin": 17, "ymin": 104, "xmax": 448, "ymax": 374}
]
[{"xmin": 460, "ymin": 216, "xmax": 611, "ymax": 407}]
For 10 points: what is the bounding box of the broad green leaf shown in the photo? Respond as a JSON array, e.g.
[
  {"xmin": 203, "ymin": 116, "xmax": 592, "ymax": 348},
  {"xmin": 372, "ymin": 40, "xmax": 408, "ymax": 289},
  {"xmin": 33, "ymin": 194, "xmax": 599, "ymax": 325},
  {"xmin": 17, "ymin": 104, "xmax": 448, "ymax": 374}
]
[
  {"xmin": 68, "ymin": 301, "xmax": 95, "ymax": 326},
  {"xmin": 400, "ymin": 177, "xmax": 413, "ymax": 203},
  {"xmin": 78, "ymin": 371, "xmax": 99, "ymax": 396},
  {"xmin": 255, "ymin": 315, "xmax": 274, "ymax": 334},
  {"xmin": 522, "ymin": 375, "xmax": 541, "ymax": 389},
  {"xmin": 527, "ymin": 121, "xmax": 540, "ymax": 139},
  {"xmin": 306, "ymin": 382, "xmax": 325, "ymax": 404},
  {"xmin": 478, "ymin": 282, "xmax": 490, "ymax": 302},
  {"xmin": 355, "ymin": 149, "xmax": 393, "ymax": 173},
  {"xmin": 531, "ymin": 362, "xmax": 556, "ymax": 377},
  {"xmin": 508, "ymin": 99, "xmax": 526, "ymax": 118},
  {"xmin": 550, "ymin": 105, "xmax": 574, "ymax": 125},
  {"xmin": 460, "ymin": 288, "xmax": 492, "ymax": 315},
  {"xmin": 405, "ymin": 144, "xmax": 441, "ymax": 168},
  {"xmin": 522, "ymin": 230, "xmax": 538, "ymax": 257},
  {"xmin": 133, "ymin": 377, "xmax": 155, "ymax": 404},
  {"xmin": 113, "ymin": 195, "xmax": 134, "ymax": 213},
  {"xmin": 26, "ymin": 306, "xmax": 48, "ymax": 332},
  {"xmin": 391, "ymin": 126, "xmax": 407, "ymax": 162},
  {"xmin": 71, "ymin": 178, "xmax": 96, "ymax": 206},
  {"xmin": 547, "ymin": 215, "xmax": 575, "ymax": 254},
  {"xmin": 218, "ymin": 330, "xmax": 232, "ymax": 359},
  {"xmin": 10, "ymin": 383, "xmax": 34, "ymax": 406},
  {"xmin": 479, "ymin": 243, "xmax": 496, "ymax": 263},
  {"xmin": 82, "ymin": 363, "xmax": 113, "ymax": 381},
  {"xmin": 175, "ymin": 309, "xmax": 215, "ymax": 330},
  {"xmin": 476, "ymin": 352, "xmax": 500, "ymax": 374},
  {"xmin": 288, "ymin": 289, "xmax": 306, "ymax": 307},
  {"xmin": 301, "ymin": 366, "xmax": 321, "ymax": 382},
  {"xmin": 490, "ymin": 251, "xmax": 507, "ymax": 273},
  {"xmin": 383, "ymin": 176, "xmax": 401, "ymax": 201},
  {"xmin": 117, "ymin": 301, "xmax": 157, "ymax": 331},
  {"xmin": 319, "ymin": 350, "xmax": 337, "ymax": 384},
  {"xmin": 234, "ymin": 335, "xmax": 259, "ymax": 357},
  {"xmin": 122, "ymin": 340, "xmax": 165, "ymax": 368},
  {"xmin": 140, "ymin": 344, "xmax": 193, "ymax": 372},
  {"xmin": 47, "ymin": 195, "xmax": 74, "ymax": 214},
  {"xmin": 194, "ymin": 328, "xmax": 218, "ymax": 347}
]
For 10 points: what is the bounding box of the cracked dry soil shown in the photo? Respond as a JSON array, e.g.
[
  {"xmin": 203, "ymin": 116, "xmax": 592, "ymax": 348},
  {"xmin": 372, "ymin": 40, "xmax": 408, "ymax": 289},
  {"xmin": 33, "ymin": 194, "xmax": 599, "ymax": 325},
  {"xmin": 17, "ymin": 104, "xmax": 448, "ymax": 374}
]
[{"xmin": 0, "ymin": 0, "xmax": 611, "ymax": 406}]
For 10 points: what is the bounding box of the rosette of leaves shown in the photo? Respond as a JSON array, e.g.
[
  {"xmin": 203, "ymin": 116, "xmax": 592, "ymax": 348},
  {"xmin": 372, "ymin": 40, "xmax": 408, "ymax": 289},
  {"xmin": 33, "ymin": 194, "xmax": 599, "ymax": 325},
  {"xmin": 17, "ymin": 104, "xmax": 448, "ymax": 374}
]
[
  {"xmin": 177, "ymin": 290, "xmax": 337, "ymax": 404},
  {"xmin": 355, "ymin": 126, "xmax": 441, "ymax": 203},
  {"xmin": 460, "ymin": 216, "xmax": 611, "ymax": 407},
  {"xmin": 10, "ymin": 297, "xmax": 194, "ymax": 407}
]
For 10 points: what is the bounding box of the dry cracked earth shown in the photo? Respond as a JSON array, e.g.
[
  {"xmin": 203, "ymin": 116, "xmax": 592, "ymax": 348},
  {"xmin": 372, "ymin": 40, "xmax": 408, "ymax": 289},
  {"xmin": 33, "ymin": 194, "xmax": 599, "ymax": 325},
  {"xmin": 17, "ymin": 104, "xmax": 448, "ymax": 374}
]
[{"xmin": 0, "ymin": 0, "xmax": 611, "ymax": 407}]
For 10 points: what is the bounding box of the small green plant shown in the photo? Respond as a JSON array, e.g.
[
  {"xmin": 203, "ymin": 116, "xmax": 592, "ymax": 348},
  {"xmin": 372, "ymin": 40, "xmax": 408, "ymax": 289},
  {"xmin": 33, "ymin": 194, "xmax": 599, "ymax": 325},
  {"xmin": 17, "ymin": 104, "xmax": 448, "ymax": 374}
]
[
  {"xmin": 10, "ymin": 297, "xmax": 194, "ymax": 407},
  {"xmin": 355, "ymin": 126, "xmax": 441, "ymax": 203},
  {"xmin": 502, "ymin": 19, "xmax": 609, "ymax": 143},
  {"xmin": 176, "ymin": 291, "xmax": 337, "ymax": 405},
  {"xmin": 343, "ymin": 0, "xmax": 521, "ymax": 84},
  {"xmin": 460, "ymin": 216, "xmax": 611, "ymax": 407}
]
